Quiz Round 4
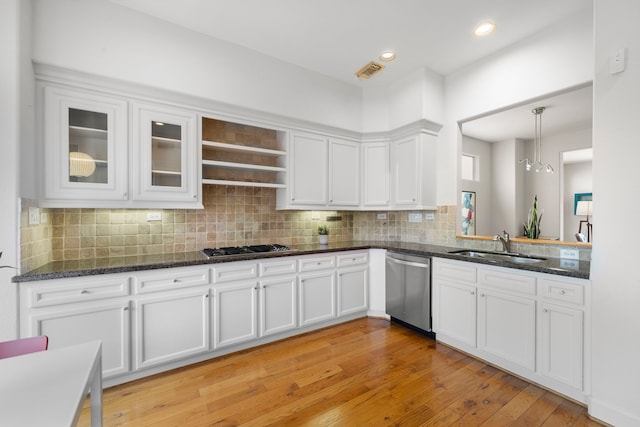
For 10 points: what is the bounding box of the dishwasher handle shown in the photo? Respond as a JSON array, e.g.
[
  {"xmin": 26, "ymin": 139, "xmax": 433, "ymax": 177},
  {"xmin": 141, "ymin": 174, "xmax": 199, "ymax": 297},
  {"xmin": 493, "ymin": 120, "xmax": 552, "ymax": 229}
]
[{"xmin": 386, "ymin": 256, "xmax": 430, "ymax": 269}]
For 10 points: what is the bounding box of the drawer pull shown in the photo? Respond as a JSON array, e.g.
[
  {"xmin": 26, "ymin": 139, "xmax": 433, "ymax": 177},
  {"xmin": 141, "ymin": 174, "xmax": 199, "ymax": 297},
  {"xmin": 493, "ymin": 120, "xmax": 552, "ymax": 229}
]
[
  {"xmin": 80, "ymin": 290, "xmax": 89, "ymax": 294},
  {"xmin": 560, "ymin": 290, "xmax": 566, "ymax": 295},
  {"xmin": 123, "ymin": 306, "xmax": 129, "ymax": 311},
  {"xmin": 173, "ymin": 279, "xmax": 180, "ymax": 283}
]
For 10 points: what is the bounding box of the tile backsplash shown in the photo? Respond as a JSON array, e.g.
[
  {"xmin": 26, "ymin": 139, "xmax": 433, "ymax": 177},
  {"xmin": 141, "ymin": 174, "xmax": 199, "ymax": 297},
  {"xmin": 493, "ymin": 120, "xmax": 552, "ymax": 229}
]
[{"xmin": 19, "ymin": 188, "xmax": 457, "ymax": 272}]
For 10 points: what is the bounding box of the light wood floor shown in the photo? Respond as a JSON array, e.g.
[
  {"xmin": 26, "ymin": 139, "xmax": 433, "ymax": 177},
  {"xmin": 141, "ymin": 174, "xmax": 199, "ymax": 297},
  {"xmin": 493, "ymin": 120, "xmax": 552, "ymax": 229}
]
[{"xmin": 78, "ymin": 318, "xmax": 602, "ymax": 426}]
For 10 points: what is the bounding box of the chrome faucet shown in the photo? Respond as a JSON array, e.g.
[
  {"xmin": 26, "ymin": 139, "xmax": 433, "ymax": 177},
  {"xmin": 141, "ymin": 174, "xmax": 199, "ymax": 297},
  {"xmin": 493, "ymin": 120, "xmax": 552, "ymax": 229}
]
[{"xmin": 493, "ymin": 230, "xmax": 511, "ymax": 253}]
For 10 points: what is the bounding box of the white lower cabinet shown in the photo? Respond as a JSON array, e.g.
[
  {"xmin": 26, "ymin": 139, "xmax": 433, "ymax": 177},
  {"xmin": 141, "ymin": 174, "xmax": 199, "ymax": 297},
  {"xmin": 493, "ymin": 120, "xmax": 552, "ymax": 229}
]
[
  {"xmin": 433, "ymin": 278, "xmax": 477, "ymax": 348},
  {"xmin": 27, "ymin": 299, "xmax": 131, "ymax": 378},
  {"xmin": 134, "ymin": 288, "xmax": 210, "ymax": 369},
  {"xmin": 259, "ymin": 276, "xmax": 297, "ymax": 337},
  {"xmin": 298, "ymin": 271, "xmax": 336, "ymax": 326},
  {"xmin": 432, "ymin": 257, "xmax": 590, "ymax": 403},
  {"xmin": 212, "ymin": 281, "xmax": 259, "ymax": 348},
  {"xmin": 337, "ymin": 267, "xmax": 367, "ymax": 316},
  {"xmin": 19, "ymin": 274, "xmax": 131, "ymax": 378},
  {"xmin": 477, "ymin": 288, "xmax": 536, "ymax": 371}
]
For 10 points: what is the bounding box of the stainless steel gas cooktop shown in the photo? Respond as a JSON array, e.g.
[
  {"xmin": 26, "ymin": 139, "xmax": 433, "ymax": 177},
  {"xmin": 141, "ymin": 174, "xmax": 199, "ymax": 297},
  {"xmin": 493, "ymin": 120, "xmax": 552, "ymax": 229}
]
[{"xmin": 201, "ymin": 244, "xmax": 292, "ymax": 258}]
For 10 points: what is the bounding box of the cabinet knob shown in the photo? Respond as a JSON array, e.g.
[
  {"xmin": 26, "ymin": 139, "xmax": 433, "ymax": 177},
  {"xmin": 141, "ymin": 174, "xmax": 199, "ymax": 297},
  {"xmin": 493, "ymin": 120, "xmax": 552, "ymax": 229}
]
[
  {"xmin": 470, "ymin": 291, "xmax": 475, "ymax": 295},
  {"xmin": 560, "ymin": 290, "xmax": 566, "ymax": 295},
  {"xmin": 173, "ymin": 279, "xmax": 180, "ymax": 283},
  {"xmin": 80, "ymin": 290, "xmax": 89, "ymax": 294},
  {"xmin": 123, "ymin": 193, "xmax": 127, "ymax": 198},
  {"xmin": 412, "ymin": 198, "xmax": 416, "ymax": 202},
  {"xmin": 123, "ymin": 306, "xmax": 129, "ymax": 311},
  {"xmin": 205, "ymin": 294, "xmax": 209, "ymax": 298},
  {"xmin": 543, "ymin": 308, "xmax": 549, "ymax": 313},
  {"xmin": 480, "ymin": 293, "xmax": 485, "ymax": 297},
  {"xmin": 193, "ymin": 195, "xmax": 197, "ymax": 199},
  {"xmin": 330, "ymin": 199, "xmax": 333, "ymax": 203}
]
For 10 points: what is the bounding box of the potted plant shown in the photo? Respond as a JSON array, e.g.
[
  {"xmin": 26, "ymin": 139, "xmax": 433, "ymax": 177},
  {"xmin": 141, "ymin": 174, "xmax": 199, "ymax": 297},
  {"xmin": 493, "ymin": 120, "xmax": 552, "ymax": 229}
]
[
  {"xmin": 317, "ymin": 225, "xmax": 329, "ymax": 245},
  {"xmin": 523, "ymin": 195, "xmax": 543, "ymax": 239}
]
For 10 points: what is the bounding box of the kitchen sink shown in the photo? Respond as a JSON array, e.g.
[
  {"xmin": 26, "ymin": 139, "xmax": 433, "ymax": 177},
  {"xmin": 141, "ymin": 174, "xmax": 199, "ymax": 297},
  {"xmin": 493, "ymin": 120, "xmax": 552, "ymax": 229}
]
[{"xmin": 448, "ymin": 249, "xmax": 547, "ymax": 264}]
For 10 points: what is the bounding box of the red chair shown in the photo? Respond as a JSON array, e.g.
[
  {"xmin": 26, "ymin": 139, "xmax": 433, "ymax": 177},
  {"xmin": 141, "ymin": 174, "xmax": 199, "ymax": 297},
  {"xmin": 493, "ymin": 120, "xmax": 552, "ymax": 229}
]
[{"xmin": 0, "ymin": 336, "xmax": 49, "ymax": 359}]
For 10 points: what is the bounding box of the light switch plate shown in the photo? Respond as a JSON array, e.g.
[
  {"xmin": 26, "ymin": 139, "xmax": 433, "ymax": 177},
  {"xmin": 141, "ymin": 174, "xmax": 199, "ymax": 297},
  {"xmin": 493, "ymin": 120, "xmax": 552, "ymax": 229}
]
[
  {"xmin": 408, "ymin": 213, "xmax": 423, "ymax": 223},
  {"xmin": 146, "ymin": 211, "xmax": 162, "ymax": 221},
  {"xmin": 560, "ymin": 248, "xmax": 579, "ymax": 260},
  {"xmin": 28, "ymin": 207, "xmax": 40, "ymax": 225}
]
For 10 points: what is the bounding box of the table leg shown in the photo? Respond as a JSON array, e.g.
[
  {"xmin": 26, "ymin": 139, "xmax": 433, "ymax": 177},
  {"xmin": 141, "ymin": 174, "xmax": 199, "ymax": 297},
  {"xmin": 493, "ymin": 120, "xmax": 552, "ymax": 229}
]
[{"xmin": 90, "ymin": 351, "xmax": 103, "ymax": 427}]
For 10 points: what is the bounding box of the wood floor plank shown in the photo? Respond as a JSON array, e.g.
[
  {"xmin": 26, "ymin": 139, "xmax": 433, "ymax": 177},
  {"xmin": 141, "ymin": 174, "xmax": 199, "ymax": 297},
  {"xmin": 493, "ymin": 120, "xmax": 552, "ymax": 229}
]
[{"xmin": 78, "ymin": 318, "xmax": 602, "ymax": 427}]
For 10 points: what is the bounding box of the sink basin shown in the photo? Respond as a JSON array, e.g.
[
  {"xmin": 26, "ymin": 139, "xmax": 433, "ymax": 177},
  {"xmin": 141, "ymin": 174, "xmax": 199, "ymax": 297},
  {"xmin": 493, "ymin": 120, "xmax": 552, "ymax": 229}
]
[{"xmin": 449, "ymin": 250, "xmax": 546, "ymax": 264}]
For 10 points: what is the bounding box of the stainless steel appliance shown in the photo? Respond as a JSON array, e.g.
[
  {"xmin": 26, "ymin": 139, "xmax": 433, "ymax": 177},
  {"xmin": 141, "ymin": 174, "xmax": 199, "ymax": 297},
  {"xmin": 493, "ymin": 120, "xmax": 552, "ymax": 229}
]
[
  {"xmin": 385, "ymin": 251, "xmax": 432, "ymax": 334},
  {"xmin": 202, "ymin": 244, "xmax": 292, "ymax": 258}
]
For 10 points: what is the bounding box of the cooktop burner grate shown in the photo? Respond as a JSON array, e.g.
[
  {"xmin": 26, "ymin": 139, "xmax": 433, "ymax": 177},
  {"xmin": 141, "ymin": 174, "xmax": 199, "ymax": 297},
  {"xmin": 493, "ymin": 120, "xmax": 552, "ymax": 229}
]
[{"xmin": 202, "ymin": 244, "xmax": 292, "ymax": 258}]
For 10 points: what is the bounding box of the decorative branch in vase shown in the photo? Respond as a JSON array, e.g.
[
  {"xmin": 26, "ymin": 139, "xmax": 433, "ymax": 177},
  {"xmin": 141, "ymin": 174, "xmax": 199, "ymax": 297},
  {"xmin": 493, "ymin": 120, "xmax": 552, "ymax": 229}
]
[
  {"xmin": 523, "ymin": 195, "xmax": 543, "ymax": 239},
  {"xmin": 317, "ymin": 225, "xmax": 329, "ymax": 245}
]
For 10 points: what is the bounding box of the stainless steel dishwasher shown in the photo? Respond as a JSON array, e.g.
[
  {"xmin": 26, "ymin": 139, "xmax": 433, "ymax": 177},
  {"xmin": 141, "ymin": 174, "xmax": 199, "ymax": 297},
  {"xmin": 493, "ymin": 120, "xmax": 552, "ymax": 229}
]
[{"xmin": 385, "ymin": 251, "xmax": 432, "ymax": 334}]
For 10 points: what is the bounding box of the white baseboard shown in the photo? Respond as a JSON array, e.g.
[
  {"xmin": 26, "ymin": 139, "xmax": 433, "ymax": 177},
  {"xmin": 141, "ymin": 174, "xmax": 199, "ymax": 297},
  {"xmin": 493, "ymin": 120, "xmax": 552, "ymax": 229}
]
[{"xmin": 589, "ymin": 397, "xmax": 640, "ymax": 427}]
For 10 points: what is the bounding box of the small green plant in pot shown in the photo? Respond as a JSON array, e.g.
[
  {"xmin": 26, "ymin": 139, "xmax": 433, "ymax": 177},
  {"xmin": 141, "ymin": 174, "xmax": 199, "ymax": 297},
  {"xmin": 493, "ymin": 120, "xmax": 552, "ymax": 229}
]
[
  {"xmin": 318, "ymin": 225, "xmax": 329, "ymax": 245},
  {"xmin": 523, "ymin": 195, "xmax": 543, "ymax": 239}
]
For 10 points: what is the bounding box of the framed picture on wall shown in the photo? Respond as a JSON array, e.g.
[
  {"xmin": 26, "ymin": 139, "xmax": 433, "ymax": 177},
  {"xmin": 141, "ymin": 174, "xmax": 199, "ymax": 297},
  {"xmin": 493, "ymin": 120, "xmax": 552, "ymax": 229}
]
[
  {"xmin": 574, "ymin": 192, "xmax": 593, "ymax": 214},
  {"xmin": 461, "ymin": 191, "xmax": 476, "ymax": 235}
]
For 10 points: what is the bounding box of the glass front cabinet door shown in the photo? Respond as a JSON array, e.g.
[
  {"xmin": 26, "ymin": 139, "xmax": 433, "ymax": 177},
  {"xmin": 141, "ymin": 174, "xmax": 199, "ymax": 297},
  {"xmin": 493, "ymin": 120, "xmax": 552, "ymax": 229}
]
[
  {"xmin": 44, "ymin": 86, "xmax": 128, "ymax": 203},
  {"xmin": 132, "ymin": 103, "xmax": 199, "ymax": 206}
]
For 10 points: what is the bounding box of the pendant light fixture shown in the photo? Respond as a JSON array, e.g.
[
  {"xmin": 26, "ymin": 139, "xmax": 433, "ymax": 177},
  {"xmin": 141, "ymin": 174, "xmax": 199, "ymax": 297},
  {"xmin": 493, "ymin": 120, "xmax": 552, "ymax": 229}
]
[{"xmin": 519, "ymin": 107, "xmax": 554, "ymax": 173}]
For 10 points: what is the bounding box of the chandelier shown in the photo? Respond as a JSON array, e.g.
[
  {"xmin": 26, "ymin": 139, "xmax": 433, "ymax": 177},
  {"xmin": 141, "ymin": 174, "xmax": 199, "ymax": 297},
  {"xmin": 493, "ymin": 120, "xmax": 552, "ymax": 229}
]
[{"xmin": 519, "ymin": 107, "xmax": 553, "ymax": 173}]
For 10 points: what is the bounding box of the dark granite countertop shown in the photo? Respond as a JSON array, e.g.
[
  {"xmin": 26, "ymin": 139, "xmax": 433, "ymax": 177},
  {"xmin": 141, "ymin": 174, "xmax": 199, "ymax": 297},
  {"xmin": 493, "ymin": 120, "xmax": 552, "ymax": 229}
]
[{"xmin": 12, "ymin": 240, "xmax": 590, "ymax": 283}]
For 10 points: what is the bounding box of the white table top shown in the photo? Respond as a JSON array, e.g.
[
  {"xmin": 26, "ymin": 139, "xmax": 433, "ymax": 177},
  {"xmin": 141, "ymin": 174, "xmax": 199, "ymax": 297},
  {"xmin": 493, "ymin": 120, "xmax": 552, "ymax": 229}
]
[{"xmin": 0, "ymin": 340, "xmax": 102, "ymax": 427}]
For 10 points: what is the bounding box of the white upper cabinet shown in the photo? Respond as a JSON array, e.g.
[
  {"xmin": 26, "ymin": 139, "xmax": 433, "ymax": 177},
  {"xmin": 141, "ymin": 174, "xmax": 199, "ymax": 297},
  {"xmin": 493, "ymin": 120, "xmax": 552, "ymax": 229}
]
[
  {"xmin": 391, "ymin": 133, "xmax": 437, "ymax": 209},
  {"xmin": 131, "ymin": 103, "xmax": 199, "ymax": 206},
  {"xmin": 361, "ymin": 142, "xmax": 390, "ymax": 208},
  {"xmin": 283, "ymin": 131, "xmax": 328, "ymax": 207},
  {"xmin": 43, "ymin": 86, "xmax": 128, "ymax": 203},
  {"xmin": 328, "ymin": 138, "xmax": 360, "ymax": 207}
]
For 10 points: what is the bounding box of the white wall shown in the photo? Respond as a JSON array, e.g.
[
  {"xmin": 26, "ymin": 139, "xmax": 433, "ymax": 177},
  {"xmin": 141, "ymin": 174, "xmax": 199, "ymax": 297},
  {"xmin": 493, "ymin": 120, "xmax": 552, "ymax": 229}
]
[
  {"xmin": 563, "ymin": 161, "xmax": 592, "ymax": 241},
  {"xmin": 590, "ymin": 0, "xmax": 640, "ymax": 425},
  {"xmin": 461, "ymin": 136, "xmax": 492, "ymax": 235},
  {"xmin": 31, "ymin": 0, "xmax": 363, "ymax": 133},
  {"xmin": 441, "ymin": 7, "xmax": 593, "ymax": 206},
  {"xmin": 490, "ymin": 139, "xmax": 521, "ymax": 235},
  {"xmin": 0, "ymin": 0, "xmax": 27, "ymax": 340},
  {"xmin": 361, "ymin": 67, "xmax": 444, "ymax": 133},
  {"xmin": 523, "ymin": 125, "xmax": 592, "ymax": 239}
]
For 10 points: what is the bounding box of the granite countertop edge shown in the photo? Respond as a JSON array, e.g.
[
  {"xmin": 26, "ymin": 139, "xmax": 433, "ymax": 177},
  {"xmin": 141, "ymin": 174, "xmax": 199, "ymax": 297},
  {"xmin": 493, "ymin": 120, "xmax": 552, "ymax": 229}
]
[{"xmin": 12, "ymin": 240, "xmax": 591, "ymax": 283}]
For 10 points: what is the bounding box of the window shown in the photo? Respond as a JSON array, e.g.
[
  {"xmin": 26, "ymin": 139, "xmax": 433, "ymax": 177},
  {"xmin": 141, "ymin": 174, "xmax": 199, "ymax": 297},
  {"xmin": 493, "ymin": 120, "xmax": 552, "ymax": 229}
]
[{"xmin": 461, "ymin": 154, "xmax": 478, "ymax": 181}]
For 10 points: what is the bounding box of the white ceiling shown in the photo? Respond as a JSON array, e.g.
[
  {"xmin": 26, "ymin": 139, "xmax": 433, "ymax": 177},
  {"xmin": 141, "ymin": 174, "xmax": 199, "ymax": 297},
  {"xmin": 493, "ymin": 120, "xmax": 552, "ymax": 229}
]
[
  {"xmin": 462, "ymin": 84, "xmax": 593, "ymax": 142},
  {"xmin": 110, "ymin": 0, "xmax": 589, "ymax": 87},
  {"xmin": 109, "ymin": 0, "xmax": 593, "ymax": 141}
]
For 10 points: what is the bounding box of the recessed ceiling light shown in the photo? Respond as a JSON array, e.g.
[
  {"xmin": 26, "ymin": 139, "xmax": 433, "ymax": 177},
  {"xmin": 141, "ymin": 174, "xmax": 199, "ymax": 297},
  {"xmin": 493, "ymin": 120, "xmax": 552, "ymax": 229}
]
[
  {"xmin": 379, "ymin": 50, "xmax": 396, "ymax": 62},
  {"xmin": 474, "ymin": 21, "xmax": 496, "ymax": 37}
]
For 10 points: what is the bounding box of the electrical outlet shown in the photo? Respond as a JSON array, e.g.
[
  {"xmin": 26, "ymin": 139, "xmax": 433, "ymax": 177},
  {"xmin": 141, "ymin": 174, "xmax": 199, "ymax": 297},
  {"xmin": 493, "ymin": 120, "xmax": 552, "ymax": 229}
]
[
  {"xmin": 40, "ymin": 212, "xmax": 48, "ymax": 223},
  {"xmin": 559, "ymin": 248, "xmax": 579, "ymax": 260},
  {"xmin": 377, "ymin": 213, "xmax": 387, "ymax": 220},
  {"xmin": 425, "ymin": 213, "xmax": 435, "ymax": 220},
  {"xmin": 408, "ymin": 213, "xmax": 423, "ymax": 223},
  {"xmin": 560, "ymin": 259, "xmax": 579, "ymax": 270},
  {"xmin": 146, "ymin": 212, "xmax": 162, "ymax": 221},
  {"xmin": 28, "ymin": 207, "xmax": 40, "ymax": 225}
]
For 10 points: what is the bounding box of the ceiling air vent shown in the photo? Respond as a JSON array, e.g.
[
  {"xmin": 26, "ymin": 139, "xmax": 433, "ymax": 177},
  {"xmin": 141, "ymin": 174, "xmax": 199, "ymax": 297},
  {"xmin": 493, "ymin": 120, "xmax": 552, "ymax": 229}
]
[{"xmin": 355, "ymin": 61, "xmax": 385, "ymax": 80}]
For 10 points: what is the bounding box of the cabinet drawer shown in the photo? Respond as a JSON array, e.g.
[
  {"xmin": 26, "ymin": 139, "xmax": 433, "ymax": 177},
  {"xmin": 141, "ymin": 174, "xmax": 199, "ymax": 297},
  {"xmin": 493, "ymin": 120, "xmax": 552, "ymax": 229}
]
[
  {"xmin": 259, "ymin": 258, "xmax": 298, "ymax": 277},
  {"xmin": 134, "ymin": 267, "xmax": 210, "ymax": 294},
  {"xmin": 433, "ymin": 259, "xmax": 477, "ymax": 283},
  {"xmin": 298, "ymin": 255, "xmax": 336, "ymax": 272},
  {"xmin": 478, "ymin": 268, "xmax": 536, "ymax": 296},
  {"xmin": 23, "ymin": 276, "xmax": 130, "ymax": 308},
  {"xmin": 336, "ymin": 251, "xmax": 368, "ymax": 267},
  {"xmin": 541, "ymin": 278, "xmax": 585, "ymax": 306},
  {"xmin": 212, "ymin": 262, "xmax": 258, "ymax": 283}
]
